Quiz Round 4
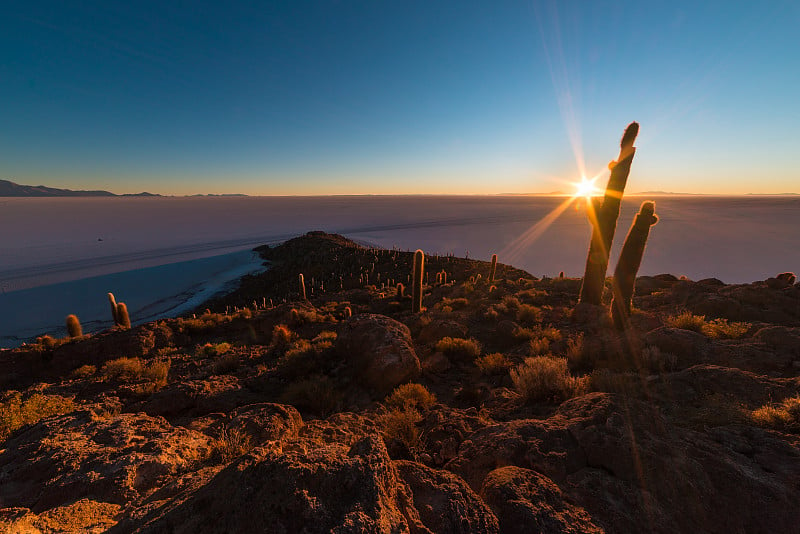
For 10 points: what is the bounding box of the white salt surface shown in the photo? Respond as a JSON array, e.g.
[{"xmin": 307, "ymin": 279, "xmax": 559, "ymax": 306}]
[{"xmin": 1, "ymin": 195, "xmax": 798, "ymax": 347}]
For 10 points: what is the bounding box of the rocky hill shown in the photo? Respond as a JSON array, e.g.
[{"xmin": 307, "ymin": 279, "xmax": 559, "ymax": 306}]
[
  {"xmin": 1, "ymin": 232, "xmax": 798, "ymax": 533},
  {"xmin": 0, "ymin": 179, "xmax": 159, "ymax": 197}
]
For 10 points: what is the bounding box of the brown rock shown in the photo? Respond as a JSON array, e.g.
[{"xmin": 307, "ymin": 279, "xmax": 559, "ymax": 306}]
[
  {"xmin": 417, "ymin": 320, "xmax": 468, "ymax": 345},
  {"xmin": 136, "ymin": 435, "xmax": 424, "ymax": 533},
  {"xmin": 0, "ymin": 409, "xmax": 211, "ymax": 513},
  {"xmin": 337, "ymin": 314, "xmax": 421, "ymax": 394},
  {"xmin": 480, "ymin": 466, "xmax": 602, "ymax": 534},
  {"xmin": 395, "ymin": 460, "xmax": 499, "ymax": 533},
  {"xmin": 644, "ymin": 327, "xmax": 709, "ymax": 367},
  {"xmin": 141, "ymin": 375, "xmax": 257, "ymax": 418}
]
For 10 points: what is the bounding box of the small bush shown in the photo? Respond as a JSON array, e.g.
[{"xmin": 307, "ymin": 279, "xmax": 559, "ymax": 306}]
[
  {"xmin": 702, "ymin": 319, "xmax": 749, "ymax": 339},
  {"xmin": 384, "ymin": 383, "xmax": 436, "ymax": 411},
  {"xmin": 0, "ymin": 392, "xmax": 76, "ymax": 442},
  {"xmin": 201, "ymin": 342, "xmax": 232, "ymax": 357},
  {"xmin": 281, "ymin": 375, "xmax": 341, "ymax": 415},
  {"xmin": 268, "ymin": 324, "xmax": 294, "ymax": 352},
  {"xmin": 101, "ymin": 358, "xmax": 144, "ymax": 381},
  {"xmin": 564, "ymin": 334, "xmax": 585, "ymax": 365},
  {"xmin": 513, "ymin": 325, "xmax": 562, "ymax": 343},
  {"xmin": 380, "ymin": 407, "xmax": 422, "ymax": 450},
  {"xmin": 666, "ymin": 312, "xmax": 706, "ymax": 332},
  {"xmin": 71, "ymin": 365, "xmax": 97, "ymax": 379},
  {"xmin": 640, "ymin": 346, "xmax": 677, "ymax": 372},
  {"xmin": 529, "ymin": 337, "xmax": 551, "ymax": 356},
  {"xmin": 208, "ymin": 427, "xmax": 252, "ymax": 464},
  {"xmin": 476, "ymin": 353, "xmax": 511, "ymax": 375},
  {"xmin": 516, "ymin": 304, "xmax": 543, "ymax": 325},
  {"xmin": 435, "ymin": 337, "xmax": 481, "ymax": 361},
  {"xmin": 510, "ymin": 356, "xmax": 588, "ymax": 403},
  {"xmin": 751, "ymin": 396, "xmax": 800, "ymax": 432}
]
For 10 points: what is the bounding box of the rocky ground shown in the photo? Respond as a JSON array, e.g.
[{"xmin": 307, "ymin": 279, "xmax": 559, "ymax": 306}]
[{"xmin": 1, "ymin": 231, "xmax": 798, "ymax": 533}]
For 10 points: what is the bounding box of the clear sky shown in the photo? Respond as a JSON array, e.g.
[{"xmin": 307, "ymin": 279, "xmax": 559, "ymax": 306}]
[{"xmin": 1, "ymin": 1, "xmax": 798, "ymax": 195}]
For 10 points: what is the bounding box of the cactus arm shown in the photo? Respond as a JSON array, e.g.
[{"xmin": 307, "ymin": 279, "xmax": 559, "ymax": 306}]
[{"xmin": 610, "ymin": 201, "xmax": 659, "ymax": 329}]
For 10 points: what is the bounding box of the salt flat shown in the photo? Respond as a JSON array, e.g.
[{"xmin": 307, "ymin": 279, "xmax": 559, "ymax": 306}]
[{"xmin": 1, "ymin": 195, "xmax": 797, "ymax": 346}]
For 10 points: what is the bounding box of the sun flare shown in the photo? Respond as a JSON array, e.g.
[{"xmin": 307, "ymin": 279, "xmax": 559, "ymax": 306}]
[{"xmin": 572, "ymin": 176, "xmax": 601, "ymax": 199}]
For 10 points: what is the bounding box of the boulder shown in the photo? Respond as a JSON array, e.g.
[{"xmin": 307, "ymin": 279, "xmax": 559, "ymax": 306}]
[
  {"xmin": 337, "ymin": 314, "xmax": 421, "ymax": 394},
  {"xmin": 0, "ymin": 408, "xmax": 212, "ymax": 513},
  {"xmin": 136, "ymin": 436, "xmax": 423, "ymax": 534},
  {"xmin": 395, "ymin": 461, "xmax": 499, "ymax": 533},
  {"xmin": 480, "ymin": 466, "xmax": 602, "ymax": 534},
  {"xmin": 644, "ymin": 327, "xmax": 709, "ymax": 367}
]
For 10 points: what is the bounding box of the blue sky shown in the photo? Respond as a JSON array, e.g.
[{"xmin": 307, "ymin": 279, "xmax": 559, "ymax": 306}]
[{"xmin": 1, "ymin": 1, "xmax": 797, "ymax": 195}]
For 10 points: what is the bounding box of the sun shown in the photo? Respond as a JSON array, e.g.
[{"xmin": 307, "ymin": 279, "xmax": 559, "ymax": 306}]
[{"xmin": 572, "ymin": 175, "xmax": 601, "ymax": 199}]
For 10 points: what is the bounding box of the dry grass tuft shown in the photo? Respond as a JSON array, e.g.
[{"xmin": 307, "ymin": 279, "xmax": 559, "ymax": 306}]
[
  {"xmin": 70, "ymin": 364, "xmax": 97, "ymax": 379},
  {"xmin": 384, "ymin": 383, "xmax": 436, "ymax": 411},
  {"xmin": 476, "ymin": 352, "xmax": 512, "ymax": 375},
  {"xmin": 100, "ymin": 357, "xmax": 170, "ymax": 391},
  {"xmin": 510, "ymin": 356, "xmax": 589, "ymax": 403},
  {"xmin": 751, "ymin": 396, "xmax": 800, "ymax": 432},
  {"xmin": 702, "ymin": 318, "xmax": 750, "ymax": 339},
  {"xmin": 666, "ymin": 311, "xmax": 706, "ymax": 332},
  {"xmin": 435, "ymin": 337, "xmax": 481, "ymax": 361},
  {"xmin": 380, "ymin": 407, "xmax": 422, "ymax": 450},
  {"xmin": 0, "ymin": 392, "xmax": 76, "ymax": 442},
  {"xmin": 208, "ymin": 427, "xmax": 253, "ymax": 464},
  {"xmin": 516, "ymin": 304, "xmax": 543, "ymax": 325}
]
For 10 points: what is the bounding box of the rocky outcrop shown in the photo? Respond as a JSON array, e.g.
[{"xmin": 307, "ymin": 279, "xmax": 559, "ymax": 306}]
[
  {"xmin": 480, "ymin": 466, "xmax": 602, "ymax": 534},
  {"xmin": 447, "ymin": 392, "xmax": 800, "ymax": 533},
  {"xmin": 338, "ymin": 314, "xmax": 421, "ymax": 394},
  {"xmin": 0, "ymin": 408, "xmax": 212, "ymax": 513}
]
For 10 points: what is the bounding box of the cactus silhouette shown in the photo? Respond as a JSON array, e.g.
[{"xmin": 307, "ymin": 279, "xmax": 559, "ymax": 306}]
[
  {"xmin": 412, "ymin": 249, "xmax": 424, "ymax": 313},
  {"xmin": 66, "ymin": 314, "xmax": 83, "ymax": 338},
  {"xmin": 610, "ymin": 201, "xmax": 658, "ymax": 329},
  {"xmin": 107, "ymin": 292, "xmax": 119, "ymax": 325},
  {"xmin": 116, "ymin": 303, "xmax": 131, "ymax": 329},
  {"xmin": 579, "ymin": 122, "xmax": 639, "ymax": 305},
  {"xmin": 298, "ymin": 273, "xmax": 307, "ymax": 300},
  {"xmin": 396, "ymin": 283, "xmax": 405, "ymax": 298},
  {"xmin": 489, "ymin": 254, "xmax": 497, "ymax": 282}
]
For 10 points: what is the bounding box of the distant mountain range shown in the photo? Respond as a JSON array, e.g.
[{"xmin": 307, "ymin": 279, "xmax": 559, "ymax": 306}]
[{"xmin": 0, "ymin": 179, "xmax": 159, "ymax": 197}]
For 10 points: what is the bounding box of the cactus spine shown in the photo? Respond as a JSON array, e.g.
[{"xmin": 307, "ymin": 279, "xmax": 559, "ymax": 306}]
[
  {"xmin": 66, "ymin": 314, "xmax": 82, "ymax": 338},
  {"xmin": 107, "ymin": 292, "xmax": 119, "ymax": 325},
  {"xmin": 610, "ymin": 201, "xmax": 658, "ymax": 329},
  {"xmin": 299, "ymin": 273, "xmax": 307, "ymax": 300},
  {"xmin": 116, "ymin": 303, "xmax": 131, "ymax": 329},
  {"xmin": 412, "ymin": 249, "xmax": 424, "ymax": 313},
  {"xmin": 579, "ymin": 122, "xmax": 639, "ymax": 305},
  {"xmin": 489, "ymin": 254, "xmax": 497, "ymax": 282}
]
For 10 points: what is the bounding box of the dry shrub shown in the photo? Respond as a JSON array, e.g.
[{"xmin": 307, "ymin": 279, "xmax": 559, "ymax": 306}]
[
  {"xmin": 269, "ymin": 324, "xmax": 294, "ymax": 352},
  {"xmin": 1, "ymin": 392, "xmax": 76, "ymax": 442},
  {"xmin": 516, "ymin": 304, "xmax": 543, "ymax": 325},
  {"xmin": 101, "ymin": 357, "xmax": 144, "ymax": 381},
  {"xmin": 70, "ymin": 365, "xmax": 96, "ymax": 379},
  {"xmin": 437, "ymin": 298, "xmax": 469, "ymax": 311},
  {"xmin": 277, "ymin": 334, "xmax": 335, "ymax": 379},
  {"xmin": 516, "ymin": 288, "xmax": 548, "ymax": 305},
  {"xmin": 751, "ymin": 396, "xmax": 800, "ymax": 432},
  {"xmin": 101, "ymin": 357, "xmax": 170, "ymax": 390},
  {"xmin": 666, "ymin": 311, "xmax": 706, "ymax": 332},
  {"xmin": 201, "ymin": 342, "xmax": 231, "ymax": 357},
  {"xmin": 496, "ymin": 296, "xmax": 520, "ymax": 314},
  {"xmin": 476, "ymin": 353, "xmax": 511, "ymax": 375},
  {"xmin": 435, "ymin": 337, "xmax": 481, "ymax": 361},
  {"xmin": 380, "ymin": 407, "xmax": 422, "ymax": 450},
  {"xmin": 384, "ymin": 383, "xmax": 436, "ymax": 411},
  {"xmin": 282, "ymin": 375, "xmax": 341, "ymax": 415},
  {"xmin": 529, "ymin": 337, "xmax": 551, "ymax": 356},
  {"xmin": 702, "ymin": 319, "xmax": 749, "ymax": 339},
  {"xmin": 211, "ymin": 353, "xmax": 239, "ymax": 375},
  {"xmin": 180, "ymin": 313, "xmax": 230, "ymax": 334},
  {"xmin": 513, "ymin": 325, "xmax": 562, "ymax": 343},
  {"xmin": 208, "ymin": 427, "xmax": 252, "ymax": 464},
  {"xmin": 510, "ymin": 356, "xmax": 588, "ymax": 403},
  {"xmin": 640, "ymin": 345, "xmax": 677, "ymax": 372}
]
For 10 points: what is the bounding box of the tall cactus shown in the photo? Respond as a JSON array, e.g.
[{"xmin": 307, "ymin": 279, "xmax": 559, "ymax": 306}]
[
  {"xmin": 66, "ymin": 314, "xmax": 83, "ymax": 338},
  {"xmin": 489, "ymin": 254, "xmax": 498, "ymax": 282},
  {"xmin": 412, "ymin": 249, "xmax": 424, "ymax": 313},
  {"xmin": 116, "ymin": 302, "xmax": 131, "ymax": 329},
  {"xmin": 579, "ymin": 122, "xmax": 639, "ymax": 305},
  {"xmin": 298, "ymin": 273, "xmax": 307, "ymax": 300},
  {"xmin": 107, "ymin": 292, "xmax": 119, "ymax": 325},
  {"xmin": 610, "ymin": 201, "xmax": 658, "ymax": 329}
]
